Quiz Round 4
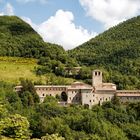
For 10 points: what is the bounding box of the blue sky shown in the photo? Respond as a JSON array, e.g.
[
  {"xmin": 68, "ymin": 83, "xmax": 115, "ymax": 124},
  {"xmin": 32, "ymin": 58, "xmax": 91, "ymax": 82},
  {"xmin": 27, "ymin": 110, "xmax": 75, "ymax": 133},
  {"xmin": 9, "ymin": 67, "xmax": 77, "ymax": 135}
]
[
  {"xmin": 0, "ymin": 0, "xmax": 140, "ymax": 50},
  {"xmin": 10, "ymin": 0, "xmax": 103, "ymax": 32}
]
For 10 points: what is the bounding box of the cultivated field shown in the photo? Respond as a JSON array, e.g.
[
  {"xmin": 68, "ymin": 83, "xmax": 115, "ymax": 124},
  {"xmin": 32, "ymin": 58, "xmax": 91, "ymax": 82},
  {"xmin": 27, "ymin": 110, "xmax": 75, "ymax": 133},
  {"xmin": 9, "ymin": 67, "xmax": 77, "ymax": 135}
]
[{"xmin": 0, "ymin": 57, "xmax": 46, "ymax": 84}]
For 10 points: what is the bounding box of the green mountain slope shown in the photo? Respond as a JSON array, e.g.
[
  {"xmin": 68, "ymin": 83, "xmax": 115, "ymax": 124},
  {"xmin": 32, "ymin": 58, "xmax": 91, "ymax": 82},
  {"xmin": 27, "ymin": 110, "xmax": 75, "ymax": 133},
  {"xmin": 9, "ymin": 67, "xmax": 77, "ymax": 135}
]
[
  {"xmin": 69, "ymin": 16, "xmax": 140, "ymax": 89},
  {"xmin": 0, "ymin": 16, "xmax": 43, "ymax": 57},
  {"xmin": 0, "ymin": 16, "xmax": 69, "ymax": 63},
  {"xmin": 0, "ymin": 16, "xmax": 77, "ymax": 84}
]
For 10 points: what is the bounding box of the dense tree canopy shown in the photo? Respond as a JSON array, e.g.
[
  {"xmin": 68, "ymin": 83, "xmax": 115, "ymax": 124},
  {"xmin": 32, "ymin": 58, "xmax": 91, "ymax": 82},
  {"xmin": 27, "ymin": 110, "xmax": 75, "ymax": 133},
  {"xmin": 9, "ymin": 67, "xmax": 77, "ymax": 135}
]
[
  {"xmin": 0, "ymin": 81, "xmax": 140, "ymax": 140},
  {"xmin": 0, "ymin": 15, "xmax": 140, "ymax": 140},
  {"xmin": 69, "ymin": 16, "xmax": 140, "ymax": 89},
  {"xmin": 0, "ymin": 16, "xmax": 75, "ymax": 66}
]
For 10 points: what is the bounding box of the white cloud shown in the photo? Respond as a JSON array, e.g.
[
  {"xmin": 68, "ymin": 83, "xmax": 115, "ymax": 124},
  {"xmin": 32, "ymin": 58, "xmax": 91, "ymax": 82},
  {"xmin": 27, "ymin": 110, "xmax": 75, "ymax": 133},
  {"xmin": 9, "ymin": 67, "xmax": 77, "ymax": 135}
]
[
  {"xmin": 23, "ymin": 10, "xmax": 96, "ymax": 50},
  {"xmin": 16, "ymin": 0, "xmax": 47, "ymax": 4},
  {"xmin": 4, "ymin": 3, "xmax": 14, "ymax": 15},
  {"xmin": 80, "ymin": 0, "xmax": 140, "ymax": 28},
  {"xmin": 0, "ymin": 2, "xmax": 14, "ymax": 16},
  {"xmin": 22, "ymin": 17, "xmax": 38, "ymax": 29}
]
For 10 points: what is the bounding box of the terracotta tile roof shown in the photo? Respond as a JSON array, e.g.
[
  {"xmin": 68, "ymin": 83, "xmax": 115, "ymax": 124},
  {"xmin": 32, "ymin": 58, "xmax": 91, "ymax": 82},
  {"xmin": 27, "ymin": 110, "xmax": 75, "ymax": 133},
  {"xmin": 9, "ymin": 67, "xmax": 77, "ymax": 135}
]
[{"xmin": 117, "ymin": 93, "xmax": 140, "ymax": 97}]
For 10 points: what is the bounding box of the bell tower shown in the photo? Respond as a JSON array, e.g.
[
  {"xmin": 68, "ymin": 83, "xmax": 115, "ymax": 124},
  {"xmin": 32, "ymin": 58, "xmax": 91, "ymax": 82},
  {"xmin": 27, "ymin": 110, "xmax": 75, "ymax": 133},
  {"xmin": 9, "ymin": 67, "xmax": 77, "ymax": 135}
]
[{"xmin": 92, "ymin": 70, "xmax": 102, "ymax": 87}]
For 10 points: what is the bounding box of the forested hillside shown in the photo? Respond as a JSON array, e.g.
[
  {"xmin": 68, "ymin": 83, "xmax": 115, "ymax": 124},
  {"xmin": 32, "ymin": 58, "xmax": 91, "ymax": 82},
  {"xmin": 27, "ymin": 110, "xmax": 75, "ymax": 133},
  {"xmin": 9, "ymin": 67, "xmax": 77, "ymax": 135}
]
[
  {"xmin": 0, "ymin": 81, "xmax": 140, "ymax": 140},
  {"xmin": 0, "ymin": 14, "xmax": 140, "ymax": 140},
  {"xmin": 0, "ymin": 16, "xmax": 78, "ymax": 83},
  {"xmin": 0, "ymin": 16, "xmax": 71, "ymax": 64},
  {"xmin": 69, "ymin": 16, "xmax": 140, "ymax": 90}
]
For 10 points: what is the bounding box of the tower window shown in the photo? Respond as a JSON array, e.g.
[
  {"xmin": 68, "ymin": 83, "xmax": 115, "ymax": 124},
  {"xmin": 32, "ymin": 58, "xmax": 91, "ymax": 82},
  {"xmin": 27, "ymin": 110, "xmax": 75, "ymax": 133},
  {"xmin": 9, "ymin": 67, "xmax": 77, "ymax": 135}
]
[{"xmin": 95, "ymin": 72, "xmax": 97, "ymax": 76}]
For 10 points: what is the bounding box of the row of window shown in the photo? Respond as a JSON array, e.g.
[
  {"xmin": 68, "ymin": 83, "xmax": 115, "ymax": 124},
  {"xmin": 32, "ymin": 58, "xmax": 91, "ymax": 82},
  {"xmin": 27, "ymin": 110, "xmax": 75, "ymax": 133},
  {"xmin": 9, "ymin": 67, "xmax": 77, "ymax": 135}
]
[
  {"xmin": 36, "ymin": 87, "xmax": 65, "ymax": 91},
  {"xmin": 118, "ymin": 92, "xmax": 140, "ymax": 94},
  {"xmin": 70, "ymin": 90, "xmax": 91, "ymax": 94},
  {"xmin": 89, "ymin": 98, "xmax": 109, "ymax": 103},
  {"xmin": 86, "ymin": 94, "xmax": 95, "ymax": 98},
  {"xmin": 121, "ymin": 97, "xmax": 140, "ymax": 100},
  {"xmin": 96, "ymin": 97, "xmax": 111, "ymax": 101},
  {"xmin": 41, "ymin": 93, "xmax": 52, "ymax": 97},
  {"xmin": 94, "ymin": 71, "xmax": 101, "ymax": 76}
]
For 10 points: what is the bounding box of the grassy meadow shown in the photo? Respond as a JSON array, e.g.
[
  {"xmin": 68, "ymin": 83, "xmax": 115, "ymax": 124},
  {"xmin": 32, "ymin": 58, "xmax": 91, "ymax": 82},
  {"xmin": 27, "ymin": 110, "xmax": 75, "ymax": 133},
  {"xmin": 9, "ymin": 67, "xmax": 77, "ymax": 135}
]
[
  {"xmin": 0, "ymin": 57, "xmax": 74, "ymax": 85},
  {"xmin": 0, "ymin": 57, "xmax": 46, "ymax": 84}
]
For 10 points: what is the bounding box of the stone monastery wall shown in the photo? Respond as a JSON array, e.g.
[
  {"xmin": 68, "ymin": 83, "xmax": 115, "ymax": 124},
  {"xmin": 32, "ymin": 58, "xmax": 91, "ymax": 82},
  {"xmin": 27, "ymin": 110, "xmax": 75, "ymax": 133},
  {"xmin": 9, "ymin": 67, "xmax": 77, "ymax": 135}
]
[{"xmin": 15, "ymin": 70, "xmax": 140, "ymax": 108}]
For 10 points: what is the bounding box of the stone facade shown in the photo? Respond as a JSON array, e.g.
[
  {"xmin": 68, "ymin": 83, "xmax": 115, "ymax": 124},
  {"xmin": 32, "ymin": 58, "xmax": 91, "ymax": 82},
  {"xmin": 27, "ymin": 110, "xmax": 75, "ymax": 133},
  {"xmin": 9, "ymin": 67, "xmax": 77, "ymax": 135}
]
[
  {"xmin": 92, "ymin": 70, "xmax": 102, "ymax": 87},
  {"xmin": 15, "ymin": 70, "xmax": 140, "ymax": 108},
  {"xmin": 15, "ymin": 85, "xmax": 68, "ymax": 102},
  {"xmin": 116, "ymin": 90, "xmax": 140, "ymax": 103}
]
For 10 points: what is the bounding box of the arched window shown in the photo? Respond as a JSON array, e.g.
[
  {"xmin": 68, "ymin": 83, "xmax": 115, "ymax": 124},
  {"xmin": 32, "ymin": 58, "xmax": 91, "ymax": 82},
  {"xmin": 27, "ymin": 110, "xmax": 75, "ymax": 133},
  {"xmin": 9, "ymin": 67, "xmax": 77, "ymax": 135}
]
[{"xmin": 61, "ymin": 92, "xmax": 68, "ymax": 101}]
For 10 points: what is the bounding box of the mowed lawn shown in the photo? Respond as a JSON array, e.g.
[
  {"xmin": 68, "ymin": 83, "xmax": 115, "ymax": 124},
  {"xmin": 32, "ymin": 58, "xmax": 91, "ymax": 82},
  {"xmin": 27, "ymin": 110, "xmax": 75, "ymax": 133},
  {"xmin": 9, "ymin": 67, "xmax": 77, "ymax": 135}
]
[{"xmin": 0, "ymin": 57, "xmax": 46, "ymax": 84}]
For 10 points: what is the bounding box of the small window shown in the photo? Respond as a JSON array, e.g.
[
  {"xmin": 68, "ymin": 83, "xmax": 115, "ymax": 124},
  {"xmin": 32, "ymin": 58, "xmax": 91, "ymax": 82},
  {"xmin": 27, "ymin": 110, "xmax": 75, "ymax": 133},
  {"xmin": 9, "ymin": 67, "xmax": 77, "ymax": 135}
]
[
  {"xmin": 69, "ymin": 97, "xmax": 71, "ymax": 100},
  {"xmin": 50, "ymin": 94, "xmax": 52, "ymax": 96},
  {"xmin": 42, "ymin": 93, "xmax": 45, "ymax": 96},
  {"xmin": 89, "ymin": 100, "xmax": 91, "ymax": 102}
]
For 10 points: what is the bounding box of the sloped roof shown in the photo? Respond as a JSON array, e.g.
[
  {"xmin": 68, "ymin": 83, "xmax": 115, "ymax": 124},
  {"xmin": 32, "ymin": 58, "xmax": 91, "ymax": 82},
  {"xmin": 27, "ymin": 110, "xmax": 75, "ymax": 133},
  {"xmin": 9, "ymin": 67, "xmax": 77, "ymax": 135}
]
[{"xmin": 69, "ymin": 81, "xmax": 92, "ymax": 89}]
